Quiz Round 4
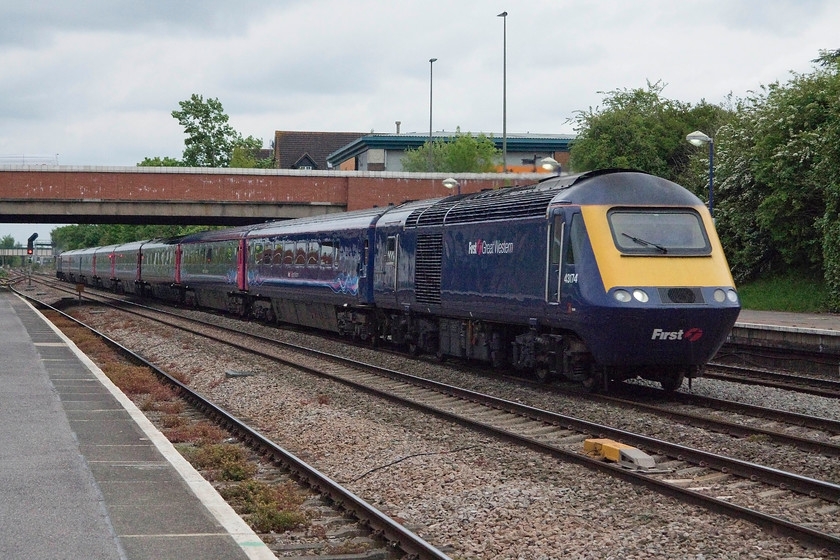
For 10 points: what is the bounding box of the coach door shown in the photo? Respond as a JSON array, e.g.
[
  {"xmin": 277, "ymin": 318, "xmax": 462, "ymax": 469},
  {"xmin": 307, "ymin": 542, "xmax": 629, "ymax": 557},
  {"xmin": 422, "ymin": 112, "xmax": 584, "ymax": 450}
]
[
  {"xmin": 237, "ymin": 239, "xmax": 247, "ymax": 291},
  {"xmin": 546, "ymin": 213, "xmax": 564, "ymax": 304},
  {"xmin": 379, "ymin": 233, "xmax": 399, "ymax": 304}
]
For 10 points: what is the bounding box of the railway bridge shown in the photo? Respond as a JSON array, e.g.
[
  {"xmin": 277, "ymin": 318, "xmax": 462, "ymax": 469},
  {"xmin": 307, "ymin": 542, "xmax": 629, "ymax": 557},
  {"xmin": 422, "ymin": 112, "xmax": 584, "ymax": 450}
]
[{"xmin": 0, "ymin": 166, "xmax": 537, "ymax": 226}]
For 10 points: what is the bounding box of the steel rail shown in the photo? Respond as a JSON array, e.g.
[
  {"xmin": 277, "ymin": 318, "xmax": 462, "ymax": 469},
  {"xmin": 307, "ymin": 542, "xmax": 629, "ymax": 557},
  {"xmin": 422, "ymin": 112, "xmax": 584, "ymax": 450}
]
[{"xmin": 707, "ymin": 363, "xmax": 840, "ymax": 399}]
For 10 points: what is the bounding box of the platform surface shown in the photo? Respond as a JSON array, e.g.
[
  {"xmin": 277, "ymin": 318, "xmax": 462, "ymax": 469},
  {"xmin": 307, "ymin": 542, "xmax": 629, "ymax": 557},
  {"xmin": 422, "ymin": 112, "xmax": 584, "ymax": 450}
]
[
  {"xmin": 737, "ymin": 309, "xmax": 840, "ymax": 334},
  {"xmin": 0, "ymin": 290, "xmax": 273, "ymax": 560}
]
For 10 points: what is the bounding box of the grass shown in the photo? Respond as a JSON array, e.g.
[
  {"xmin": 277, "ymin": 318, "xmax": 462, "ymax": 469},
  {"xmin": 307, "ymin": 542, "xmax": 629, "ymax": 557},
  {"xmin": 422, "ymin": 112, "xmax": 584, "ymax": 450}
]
[
  {"xmin": 219, "ymin": 480, "xmax": 309, "ymax": 533},
  {"xmin": 50, "ymin": 311, "xmax": 312, "ymax": 535},
  {"xmin": 737, "ymin": 270, "xmax": 828, "ymax": 312}
]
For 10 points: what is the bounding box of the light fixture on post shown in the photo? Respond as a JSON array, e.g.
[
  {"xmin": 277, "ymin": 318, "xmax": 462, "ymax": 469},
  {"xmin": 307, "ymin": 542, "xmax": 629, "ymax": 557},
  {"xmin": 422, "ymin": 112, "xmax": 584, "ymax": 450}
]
[
  {"xmin": 539, "ymin": 156, "xmax": 561, "ymax": 174},
  {"xmin": 686, "ymin": 130, "xmax": 714, "ymax": 218},
  {"xmin": 497, "ymin": 10, "xmax": 507, "ymax": 173},
  {"xmin": 442, "ymin": 177, "xmax": 461, "ymax": 195},
  {"xmin": 428, "ymin": 57, "xmax": 437, "ymax": 172}
]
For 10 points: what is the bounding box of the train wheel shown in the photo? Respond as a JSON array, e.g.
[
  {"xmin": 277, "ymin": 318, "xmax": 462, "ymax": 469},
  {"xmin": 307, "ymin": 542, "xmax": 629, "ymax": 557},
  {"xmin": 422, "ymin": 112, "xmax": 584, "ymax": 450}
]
[
  {"xmin": 659, "ymin": 369, "xmax": 685, "ymax": 392},
  {"xmin": 581, "ymin": 367, "xmax": 605, "ymax": 393},
  {"xmin": 534, "ymin": 366, "xmax": 551, "ymax": 384}
]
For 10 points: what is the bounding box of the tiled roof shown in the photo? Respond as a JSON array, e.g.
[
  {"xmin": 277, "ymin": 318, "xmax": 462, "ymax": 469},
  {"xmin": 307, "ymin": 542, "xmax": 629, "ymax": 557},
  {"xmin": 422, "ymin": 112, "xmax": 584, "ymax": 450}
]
[{"xmin": 274, "ymin": 131, "xmax": 366, "ymax": 170}]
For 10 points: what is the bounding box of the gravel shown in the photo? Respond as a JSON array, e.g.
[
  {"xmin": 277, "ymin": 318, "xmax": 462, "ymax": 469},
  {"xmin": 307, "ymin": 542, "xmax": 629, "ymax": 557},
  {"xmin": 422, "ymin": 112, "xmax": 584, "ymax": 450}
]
[{"xmin": 53, "ymin": 293, "xmax": 835, "ymax": 560}]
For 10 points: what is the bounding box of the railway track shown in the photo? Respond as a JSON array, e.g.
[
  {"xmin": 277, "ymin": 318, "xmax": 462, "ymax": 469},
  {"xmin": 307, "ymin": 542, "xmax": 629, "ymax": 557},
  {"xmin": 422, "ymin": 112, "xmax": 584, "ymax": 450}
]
[
  {"xmin": 37, "ymin": 275, "xmax": 840, "ymax": 460},
  {"xmin": 23, "ymin": 277, "xmax": 840, "ymax": 555},
  {"xmin": 706, "ymin": 362, "xmax": 840, "ymax": 399},
  {"xmin": 11, "ymin": 284, "xmax": 451, "ymax": 560}
]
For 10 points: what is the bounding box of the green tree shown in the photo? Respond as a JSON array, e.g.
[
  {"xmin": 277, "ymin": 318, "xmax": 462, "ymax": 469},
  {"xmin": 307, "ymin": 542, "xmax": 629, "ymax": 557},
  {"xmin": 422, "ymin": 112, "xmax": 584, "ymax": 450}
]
[
  {"xmin": 401, "ymin": 129, "xmax": 501, "ymax": 172},
  {"xmin": 51, "ymin": 224, "xmax": 214, "ymax": 251},
  {"xmin": 569, "ymin": 81, "xmax": 730, "ymax": 187},
  {"xmin": 1, "ymin": 234, "xmax": 14, "ymax": 249},
  {"xmin": 230, "ymin": 135, "xmax": 273, "ymax": 168},
  {"xmin": 137, "ymin": 156, "xmax": 184, "ymax": 167},
  {"xmin": 171, "ymin": 94, "xmax": 241, "ymax": 167},
  {"xmin": 712, "ymin": 50, "xmax": 840, "ymax": 306}
]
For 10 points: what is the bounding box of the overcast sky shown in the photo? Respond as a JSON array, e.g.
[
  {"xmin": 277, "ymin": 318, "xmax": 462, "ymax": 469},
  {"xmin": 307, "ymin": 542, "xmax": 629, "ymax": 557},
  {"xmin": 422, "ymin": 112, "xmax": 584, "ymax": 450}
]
[{"xmin": 1, "ymin": 0, "xmax": 838, "ymax": 245}]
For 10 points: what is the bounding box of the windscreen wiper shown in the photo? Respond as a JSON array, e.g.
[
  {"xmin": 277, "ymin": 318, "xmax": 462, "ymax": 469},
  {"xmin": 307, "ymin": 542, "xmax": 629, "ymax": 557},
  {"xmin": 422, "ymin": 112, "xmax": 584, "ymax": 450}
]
[{"xmin": 622, "ymin": 232, "xmax": 668, "ymax": 253}]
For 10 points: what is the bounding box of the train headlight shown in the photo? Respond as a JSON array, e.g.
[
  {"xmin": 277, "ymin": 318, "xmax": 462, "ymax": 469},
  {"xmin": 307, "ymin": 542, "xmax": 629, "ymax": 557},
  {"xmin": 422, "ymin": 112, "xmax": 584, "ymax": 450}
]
[
  {"xmin": 713, "ymin": 289, "xmax": 727, "ymax": 303},
  {"xmin": 632, "ymin": 289, "xmax": 649, "ymax": 303},
  {"xmin": 727, "ymin": 289, "xmax": 739, "ymax": 303},
  {"xmin": 614, "ymin": 289, "xmax": 632, "ymax": 303}
]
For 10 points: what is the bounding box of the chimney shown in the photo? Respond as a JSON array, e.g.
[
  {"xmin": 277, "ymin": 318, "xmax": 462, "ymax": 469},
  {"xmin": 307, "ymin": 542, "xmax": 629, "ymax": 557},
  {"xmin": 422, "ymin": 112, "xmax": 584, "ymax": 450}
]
[{"xmin": 395, "ymin": 121, "xmax": 401, "ymax": 134}]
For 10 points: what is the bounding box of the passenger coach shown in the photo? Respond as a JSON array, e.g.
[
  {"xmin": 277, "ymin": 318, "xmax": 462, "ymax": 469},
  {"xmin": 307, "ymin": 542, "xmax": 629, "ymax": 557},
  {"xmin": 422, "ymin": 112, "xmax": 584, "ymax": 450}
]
[{"xmin": 56, "ymin": 169, "xmax": 740, "ymax": 392}]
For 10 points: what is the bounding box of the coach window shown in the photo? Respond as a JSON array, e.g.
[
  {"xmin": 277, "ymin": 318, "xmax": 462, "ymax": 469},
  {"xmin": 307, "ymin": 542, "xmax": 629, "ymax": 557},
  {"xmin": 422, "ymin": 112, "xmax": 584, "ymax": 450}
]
[
  {"xmin": 320, "ymin": 241, "xmax": 334, "ymax": 268},
  {"xmin": 308, "ymin": 241, "xmax": 320, "ymax": 266},
  {"xmin": 273, "ymin": 242, "xmax": 283, "ymax": 266},
  {"xmin": 295, "ymin": 242, "xmax": 307, "ymax": 265},
  {"xmin": 253, "ymin": 243, "xmax": 263, "ymax": 264},
  {"xmin": 283, "ymin": 241, "xmax": 294, "ymax": 265},
  {"xmin": 205, "ymin": 247, "xmax": 212, "ymax": 263}
]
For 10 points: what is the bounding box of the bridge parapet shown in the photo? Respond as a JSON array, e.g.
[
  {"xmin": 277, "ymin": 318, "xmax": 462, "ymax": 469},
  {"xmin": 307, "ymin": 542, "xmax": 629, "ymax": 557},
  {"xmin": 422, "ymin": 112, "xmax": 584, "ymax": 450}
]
[{"xmin": 0, "ymin": 166, "xmax": 542, "ymax": 225}]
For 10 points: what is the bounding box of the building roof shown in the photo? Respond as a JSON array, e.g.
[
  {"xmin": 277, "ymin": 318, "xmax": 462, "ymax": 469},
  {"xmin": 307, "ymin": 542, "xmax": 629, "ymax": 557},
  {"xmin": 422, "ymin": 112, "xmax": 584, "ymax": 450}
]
[
  {"xmin": 274, "ymin": 131, "xmax": 366, "ymax": 169},
  {"xmin": 326, "ymin": 132, "xmax": 575, "ymax": 167}
]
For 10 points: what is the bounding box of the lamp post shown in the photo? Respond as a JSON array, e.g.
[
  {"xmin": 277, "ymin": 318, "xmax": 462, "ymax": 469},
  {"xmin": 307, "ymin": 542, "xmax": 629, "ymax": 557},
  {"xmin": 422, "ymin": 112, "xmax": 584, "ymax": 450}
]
[
  {"xmin": 686, "ymin": 130, "xmax": 714, "ymax": 218},
  {"xmin": 428, "ymin": 57, "xmax": 437, "ymax": 172},
  {"xmin": 497, "ymin": 11, "xmax": 507, "ymax": 173}
]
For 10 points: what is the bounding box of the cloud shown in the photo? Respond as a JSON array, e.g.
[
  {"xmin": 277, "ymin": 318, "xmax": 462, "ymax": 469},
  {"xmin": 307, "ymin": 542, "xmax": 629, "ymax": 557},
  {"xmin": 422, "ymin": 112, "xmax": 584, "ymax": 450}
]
[{"xmin": 0, "ymin": 0, "xmax": 838, "ymax": 166}]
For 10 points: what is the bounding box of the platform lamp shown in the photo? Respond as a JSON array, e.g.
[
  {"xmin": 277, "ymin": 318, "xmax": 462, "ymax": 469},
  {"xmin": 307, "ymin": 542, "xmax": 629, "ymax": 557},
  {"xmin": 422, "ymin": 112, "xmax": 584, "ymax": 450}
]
[
  {"xmin": 686, "ymin": 130, "xmax": 714, "ymax": 218},
  {"xmin": 539, "ymin": 156, "xmax": 561, "ymax": 175},
  {"xmin": 442, "ymin": 177, "xmax": 461, "ymax": 195}
]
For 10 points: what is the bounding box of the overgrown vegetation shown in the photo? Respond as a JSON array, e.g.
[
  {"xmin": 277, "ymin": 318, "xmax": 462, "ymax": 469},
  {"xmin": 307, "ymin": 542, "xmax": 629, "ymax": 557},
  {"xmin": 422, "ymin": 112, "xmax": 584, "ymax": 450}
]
[
  {"xmin": 49, "ymin": 308, "xmax": 312, "ymax": 535},
  {"xmin": 401, "ymin": 128, "xmax": 501, "ymax": 172},
  {"xmin": 569, "ymin": 49, "xmax": 840, "ymax": 311},
  {"xmin": 220, "ymin": 480, "xmax": 309, "ymax": 533}
]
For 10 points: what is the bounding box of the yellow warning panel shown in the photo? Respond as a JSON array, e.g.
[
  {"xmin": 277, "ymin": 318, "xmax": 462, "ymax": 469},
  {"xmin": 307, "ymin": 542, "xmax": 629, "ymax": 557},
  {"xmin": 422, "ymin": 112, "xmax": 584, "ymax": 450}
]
[
  {"xmin": 584, "ymin": 438, "xmax": 657, "ymax": 470},
  {"xmin": 584, "ymin": 438, "xmax": 634, "ymax": 462}
]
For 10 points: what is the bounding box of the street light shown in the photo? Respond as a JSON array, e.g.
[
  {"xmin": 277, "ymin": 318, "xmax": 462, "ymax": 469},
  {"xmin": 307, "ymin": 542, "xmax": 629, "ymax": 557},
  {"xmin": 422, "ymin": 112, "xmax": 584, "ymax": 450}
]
[
  {"xmin": 428, "ymin": 57, "xmax": 437, "ymax": 172},
  {"xmin": 497, "ymin": 11, "xmax": 507, "ymax": 173},
  {"xmin": 686, "ymin": 130, "xmax": 714, "ymax": 217},
  {"xmin": 539, "ymin": 156, "xmax": 561, "ymax": 174},
  {"xmin": 442, "ymin": 177, "xmax": 461, "ymax": 195}
]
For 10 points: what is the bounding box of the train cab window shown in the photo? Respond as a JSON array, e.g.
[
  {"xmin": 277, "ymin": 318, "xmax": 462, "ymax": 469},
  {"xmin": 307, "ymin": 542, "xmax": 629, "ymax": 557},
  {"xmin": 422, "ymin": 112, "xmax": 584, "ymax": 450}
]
[
  {"xmin": 320, "ymin": 241, "xmax": 334, "ymax": 268},
  {"xmin": 386, "ymin": 236, "xmax": 397, "ymax": 264},
  {"xmin": 608, "ymin": 209, "xmax": 710, "ymax": 255}
]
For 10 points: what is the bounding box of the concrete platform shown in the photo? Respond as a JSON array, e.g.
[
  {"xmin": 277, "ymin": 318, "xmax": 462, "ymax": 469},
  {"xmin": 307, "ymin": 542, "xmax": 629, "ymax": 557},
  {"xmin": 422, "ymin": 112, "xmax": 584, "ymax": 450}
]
[
  {"xmin": 0, "ymin": 290, "xmax": 274, "ymax": 560},
  {"xmin": 732, "ymin": 309, "xmax": 840, "ymax": 356}
]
